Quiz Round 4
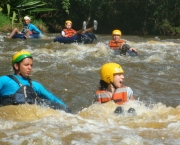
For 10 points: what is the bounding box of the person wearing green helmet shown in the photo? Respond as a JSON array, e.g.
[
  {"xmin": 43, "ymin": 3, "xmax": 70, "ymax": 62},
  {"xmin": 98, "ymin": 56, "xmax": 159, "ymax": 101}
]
[
  {"xmin": 0, "ymin": 50, "xmax": 71, "ymax": 113},
  {"xmin": 94, "ymin": 62, "xmax": 135, "ymax": 114},
  {"xmin": 109, "ymin": 29, "xmax": 138, "ymax": 56}
]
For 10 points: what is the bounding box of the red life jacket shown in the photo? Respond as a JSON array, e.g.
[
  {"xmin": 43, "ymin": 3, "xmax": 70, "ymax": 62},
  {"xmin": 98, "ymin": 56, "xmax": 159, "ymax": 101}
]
[
  {"xmin": 109, "ymin": 39, "xmax": 126, "ymax": 50},
  {"xmin": 63, "ymin": 29, "xmax": 77, "ymax": 37},
  {"xmin": 95, "ymin": 87, "xmax": 128, "ymax": 105}
]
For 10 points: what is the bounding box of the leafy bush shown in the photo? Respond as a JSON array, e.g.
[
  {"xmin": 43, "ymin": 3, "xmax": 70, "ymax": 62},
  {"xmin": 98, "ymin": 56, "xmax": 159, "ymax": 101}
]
[{"xmin": 0, "ymin": 12, "xmax": 12, "ymax": 31}]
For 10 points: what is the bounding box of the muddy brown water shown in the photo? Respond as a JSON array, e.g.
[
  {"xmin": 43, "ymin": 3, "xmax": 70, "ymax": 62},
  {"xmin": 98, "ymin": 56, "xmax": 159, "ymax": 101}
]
[{"xmin": 0, "ymin": 32, "xmax": 180, "ymax": 144}]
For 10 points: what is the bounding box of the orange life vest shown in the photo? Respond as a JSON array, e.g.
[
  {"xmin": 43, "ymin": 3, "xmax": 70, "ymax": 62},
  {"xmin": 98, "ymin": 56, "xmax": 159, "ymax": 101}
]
[
  {"xmin": 95, "ymin": 90, "xmax": 111, "ymax": 103},
  {"xmin": 95, "ymin": 87, "xmax": 128, "ymax": 105},
  {"xmin": 63, "ymin": 29, "xmax": 77, "ymax": 37},
  {"xmin": 112, "ymin": 87, "xmax": 127, "ymax": 105},
  {"xmin": 109, "ymin": 39, "xmax": 126, "ymax": 50}
]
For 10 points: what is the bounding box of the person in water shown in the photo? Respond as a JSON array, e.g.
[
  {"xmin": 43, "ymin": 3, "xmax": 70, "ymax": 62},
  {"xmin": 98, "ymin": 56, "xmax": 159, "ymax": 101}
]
[
  {"xmin": 94, "ymin": 62, "xmax": 135, "ymax": 114},
  {"xmin": 54, "ymin": 20, "xmax": 98, "ymax": 43},
  {"xmin": 61, "ymin": 20, "xmax": 98, "ymax": 37},
  {"xmin": 8, "ymin": 16, "xmax": 42, "ymax": 39},
  {"xmin": 109, "ymin": 30, "xmax": 137, "ymax": 55},
  {"xmin": 0, "ymin": 50, "xmax": 70, "ymax": 113}
]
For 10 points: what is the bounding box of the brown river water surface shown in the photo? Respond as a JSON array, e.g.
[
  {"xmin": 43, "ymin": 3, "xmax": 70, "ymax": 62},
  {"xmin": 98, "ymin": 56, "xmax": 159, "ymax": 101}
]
[{"xmin": 0, "ymin": 32, "xmax": 180, "ymax": 144}]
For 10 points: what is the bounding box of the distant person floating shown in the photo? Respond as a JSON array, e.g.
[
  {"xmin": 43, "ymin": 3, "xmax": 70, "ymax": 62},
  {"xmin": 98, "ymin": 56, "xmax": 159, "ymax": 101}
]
[
  {"xmin": 54, "ymin": 20, "xmax": 98, "ymax": 44},
  {"xmin": 109, "ymin": 30, "xmax": 138, "ymax": 56},
  {"xmin": 94, "ymin": 62, "xmax": 136, "ymax": 114},
  {"xmin": 0, "ymin": 50, "xmax": 71, "ymax": 113},
  {"xmin": 8, "ymin": 16, "xmax": 42, "ymax": 39}
]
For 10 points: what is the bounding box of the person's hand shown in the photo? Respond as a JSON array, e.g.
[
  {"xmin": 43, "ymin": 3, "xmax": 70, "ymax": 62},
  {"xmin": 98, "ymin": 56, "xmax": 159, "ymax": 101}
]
[
  {"xmin": 130, "ymin": 47, "xmax": 137, "ymax": 52},
  {"xmin": 81, "ymin": 31, "xmax": 85, "ymax": 34}
]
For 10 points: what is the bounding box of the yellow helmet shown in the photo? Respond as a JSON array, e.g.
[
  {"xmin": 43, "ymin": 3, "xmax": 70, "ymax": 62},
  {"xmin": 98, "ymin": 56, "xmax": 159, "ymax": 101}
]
[
  {"xmin": 65, "ymin": 20, "xmax": 72, "ymax": 25},
  {"xmin": 100, "ymin": 62, "xmax": 124, "ymax": 83},
  {"xmin": 112, "ymin": 29, "xmax": 122, "ymax": 36},
  {"xmin": 12, "ymin": 50, "xmax": 32, "ymax": 66}
]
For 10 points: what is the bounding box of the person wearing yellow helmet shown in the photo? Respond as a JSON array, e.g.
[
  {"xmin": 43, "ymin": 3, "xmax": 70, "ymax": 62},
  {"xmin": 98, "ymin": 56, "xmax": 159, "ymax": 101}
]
[
  {"xmin": 0, "ymin": 50, "xmax": 71, "ymax": 113},
  {"xmin": 94, "ymin": 62, "xmax": 135, "ymax": 114},
  {"xmin": 109, "ymin": 29, "xmax": 138, "ymax": 56},
  {"xmin": 54, "ymin": 19, "xmax": 98, "ymax": 44},
  {"xmin": 61, "ymin": 20, "xmax": 98, "ymax": 37},
  {"xmin": 8, "ymin": 16, "xmax": 42, "ymax": 39}
]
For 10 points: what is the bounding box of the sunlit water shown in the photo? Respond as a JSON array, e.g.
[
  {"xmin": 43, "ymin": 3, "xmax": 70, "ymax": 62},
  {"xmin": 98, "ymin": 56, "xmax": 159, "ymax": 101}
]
[{"xmin": 0, "ymin": 32, "xmax": 180, "ymax": 145}]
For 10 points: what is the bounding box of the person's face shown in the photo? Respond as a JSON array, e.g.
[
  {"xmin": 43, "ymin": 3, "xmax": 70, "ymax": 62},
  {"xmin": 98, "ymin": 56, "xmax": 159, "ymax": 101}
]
[
  {"xmin": 24, "ymin": 19, "xmax": 30, "ymax": 24},
  {"xmin": 65, "ymin": 23, "xmax": 72, "ymax": 29},
  {"xmin": 14, "ymin": 58, "xmax": 33, "ymax": 77},
  {"xmin": 113, "ymin": 35, "xmax": 121, "ymax": 41},
  {"xmin": 113, "ymin": 73, "xmax": 124, "ymax": 88}
]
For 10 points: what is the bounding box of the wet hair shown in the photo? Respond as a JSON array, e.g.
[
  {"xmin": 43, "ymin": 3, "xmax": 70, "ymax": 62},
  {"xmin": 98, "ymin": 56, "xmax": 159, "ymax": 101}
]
[
  {"xmin": 99, "ymin": 80, "xmax": 108, "ymax": 90},
  {"xmin": 13, "ymin": 61, "xmax": 20, "ymax": 71}
]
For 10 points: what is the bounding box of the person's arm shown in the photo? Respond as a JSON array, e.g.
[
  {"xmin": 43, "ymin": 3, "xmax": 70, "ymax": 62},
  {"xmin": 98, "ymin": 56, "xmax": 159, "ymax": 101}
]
[
  {"xmin": 28, "ymin": 24, "xmax": 42, "ymax": 35},
  {"xmin": 72, "ymin": 29, "xmax": 77, "ymax": 35},
  {"xmin": 126, "ymin": 87, "xmax": 134, "ymax": 100},
  {"xmin": 129, "ymin": 47, "xmax": 137, "ymax": 52},
  {"xmin": 122, "ymin": 43, "xmax": 137, "ymax": 52},
  {"xmin": 61, "ymin": 31, "xmax": 65, "ymax": 37},
  {"xmin": 32, "ymin": 81, "xmax": 67, "ymax": 107}
]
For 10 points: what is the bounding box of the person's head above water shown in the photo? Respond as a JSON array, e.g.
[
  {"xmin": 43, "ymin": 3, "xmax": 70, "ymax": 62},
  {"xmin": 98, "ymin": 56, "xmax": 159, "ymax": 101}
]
[
  {"xmin": 12, "ymin": 50, "xmax": 32, "ymax": 66},
  {"xmin": 65, "ymin": 20, "xmax": 72, "ymax": 29},
  {"xmin": 23, "ymin": 16, "xmax": 31, "ymax": 24},
  {"xmin": 100, "ymin": 62, "xmax": 124, "ymax": 85},
  {"xmin": 112, "ymin": 29, "xmax": 122, "ymax": 42},
  {"xmin": 112, "ymin": 29, "xmax": 122, "ymax": 36},
  {"xmin": 12, "ymin": 50, "xmax": 33, "ymax": 77},
  {"xmin": 24, "ymin": 16, "xmax": 31, "ymax": 21}
]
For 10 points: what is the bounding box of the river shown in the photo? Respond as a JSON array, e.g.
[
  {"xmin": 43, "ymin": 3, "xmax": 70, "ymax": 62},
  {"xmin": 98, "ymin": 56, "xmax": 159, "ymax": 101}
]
[{"xmin": 0, "ymin": 32, "xmax": 180, "ymax": 145}]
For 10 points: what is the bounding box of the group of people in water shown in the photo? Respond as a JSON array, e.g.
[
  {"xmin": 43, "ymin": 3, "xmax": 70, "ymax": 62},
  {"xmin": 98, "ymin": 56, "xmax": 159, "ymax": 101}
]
[
  {"xmin": 0, "ymin": 50, "xmax": 135, "ymax": 114},
  {"xmin": 1, "ymin": 16, "xmax": 138, "ymax": 113},
  {"xmin": 8, "ymin": 16, "xmax": 137, "ymax": 56}
]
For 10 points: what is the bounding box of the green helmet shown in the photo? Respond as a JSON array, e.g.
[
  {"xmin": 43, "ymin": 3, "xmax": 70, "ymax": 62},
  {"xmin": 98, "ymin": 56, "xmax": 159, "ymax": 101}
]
[{"xmin": 12, "ymin": 50, "xmax": 32, "ymax": 66}]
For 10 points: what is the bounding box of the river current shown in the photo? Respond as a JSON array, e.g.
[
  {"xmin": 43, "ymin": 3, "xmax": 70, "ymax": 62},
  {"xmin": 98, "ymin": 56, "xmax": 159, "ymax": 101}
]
[{"xmin": 0, "ymin": 32, "xmax": 180, "ymax": 145}]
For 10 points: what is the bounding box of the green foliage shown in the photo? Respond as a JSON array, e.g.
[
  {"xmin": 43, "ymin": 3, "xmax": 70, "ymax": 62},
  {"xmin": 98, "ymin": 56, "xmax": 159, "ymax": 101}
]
[
  {"xmin": 62, "ymin": 0, "xmax": 70, "ymax": 14},
  {"xmin": 1, "ymin": 0, "xmax": 57, "ymax": 24},
  {"xmin": 0, "ymin": 12, "xmax": 12, "ymax": 32},
  {"xmin": 5, "ymin": 4, "xmax": 17, "ymax": 27},
  {"xmin": 175, "ymin": 27, "xmax": 180, "ymax": 35},
  {"xmin": 7, "ymin": 4, "xmax": 10, "ymax": 17},
  {"xmin": 11, "ymin": 11, "xmax": 17, "ymax": 26},
  {"xmin": 0, "ymin": 0, "xmax": 179, "ymax": 35}
]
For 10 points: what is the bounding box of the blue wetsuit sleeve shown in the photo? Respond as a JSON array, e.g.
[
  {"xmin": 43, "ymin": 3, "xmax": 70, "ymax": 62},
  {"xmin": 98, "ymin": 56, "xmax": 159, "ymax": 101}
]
[
  {"xmin": 28, "ymin": 24, "xmax": 42, "ymax": 35},
  {"xmin": 32, "ymin": 81, "xmax": 67, "ymax": 107},
  {"xmin": 0, "ymin": 76, "xmax": 6, "ymax": 96}
]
